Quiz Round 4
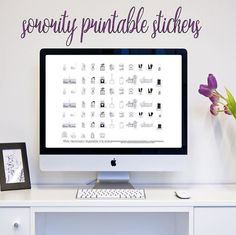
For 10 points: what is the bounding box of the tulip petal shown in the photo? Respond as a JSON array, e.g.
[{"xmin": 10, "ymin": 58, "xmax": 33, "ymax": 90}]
[
  {"xmin": 198, "ymin": 84, "xmax": 212, "ymax": 97},
  {"xmin": 210, "ymin": 104, "xmax": 219, "ymax": 116},
  {"xmin": 209, "ymin": 94, "xmax": 219, "ymax": 104},
  {"xmin": 224, "ymin": 105, "xmax": 232, "ymax": 115},
  {"xmin": 207, "ymin": 74, "xmax": 217, "ymax": 89}
]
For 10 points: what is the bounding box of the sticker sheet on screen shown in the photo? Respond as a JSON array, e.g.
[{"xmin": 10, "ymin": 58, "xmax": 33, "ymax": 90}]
[{"xmin": 45, "ymin": 55, "xmax": 182, "ymax": 148}]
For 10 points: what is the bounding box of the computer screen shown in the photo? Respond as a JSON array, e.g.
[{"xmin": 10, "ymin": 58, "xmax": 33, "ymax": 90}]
[{"xmin": 40, "ymin": 49, "xmax": 187, "ymax": 171}]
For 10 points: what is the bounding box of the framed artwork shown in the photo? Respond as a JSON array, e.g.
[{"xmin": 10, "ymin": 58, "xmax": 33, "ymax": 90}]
[{"xmin": 0, "ymin": 143, "xmax": 31, "ymax": 191}]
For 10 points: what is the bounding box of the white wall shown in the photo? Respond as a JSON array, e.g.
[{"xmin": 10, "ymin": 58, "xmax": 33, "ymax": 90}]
[{"xmin": 0, "ymin": 0, "xmax": 236, "ymax": 185}]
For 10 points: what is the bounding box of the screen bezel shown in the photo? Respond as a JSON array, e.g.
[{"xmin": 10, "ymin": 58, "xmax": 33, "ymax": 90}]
[{"xmin": 40, "ymin": 48, "xmax": 187, "ymax": 155}]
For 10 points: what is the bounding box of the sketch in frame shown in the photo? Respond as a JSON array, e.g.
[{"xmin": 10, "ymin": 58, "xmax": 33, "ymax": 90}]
[
  {"xmin": 2, "ymin": 148, "xmax": 25, "ymax": 184},
  {"xmin": 0, "ymin": 143, "xmax": 31, "ymax": 191}
]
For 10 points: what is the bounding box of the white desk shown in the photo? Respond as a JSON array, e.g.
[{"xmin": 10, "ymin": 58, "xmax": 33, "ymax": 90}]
[{"xmin": 1, "ymin": 184, "xmax": 236, "ymax": 235}]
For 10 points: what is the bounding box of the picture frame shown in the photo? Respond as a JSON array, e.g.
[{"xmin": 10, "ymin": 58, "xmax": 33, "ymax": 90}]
[{"xmin": 0, "ymin": 143, "xmax": 31, "ymax": 191}]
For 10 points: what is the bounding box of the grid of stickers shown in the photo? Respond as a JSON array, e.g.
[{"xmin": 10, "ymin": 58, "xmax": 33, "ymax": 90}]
[{"xmin": 61, "ymin": 62, "xmax": 162, "ymax": 142}]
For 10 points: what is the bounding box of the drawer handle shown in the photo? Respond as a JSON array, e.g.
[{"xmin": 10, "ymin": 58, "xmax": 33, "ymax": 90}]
[{"xmin": 13, "ymin": 222, "xmax": 20, "ymax": 229}]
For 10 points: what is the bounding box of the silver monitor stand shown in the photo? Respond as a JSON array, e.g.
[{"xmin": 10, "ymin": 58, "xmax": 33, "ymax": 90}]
[{"xmin": 94, "ymin": 172, "xmax": 134, "ymax": 189}]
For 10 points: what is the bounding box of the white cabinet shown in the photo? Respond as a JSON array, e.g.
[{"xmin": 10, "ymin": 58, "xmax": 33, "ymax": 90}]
[
  {"xmin": 194, "ymin": 207, "xmax": 236, "ymax": 235},
  {"xmin": 2, "ymin": 186, "xmax": 236, "ymax": 235},
  {"xmin": 0, "ymin": 208, "xmax": 30, "ymax": 235}
]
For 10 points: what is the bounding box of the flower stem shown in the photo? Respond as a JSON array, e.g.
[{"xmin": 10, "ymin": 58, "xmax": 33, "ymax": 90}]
[
  {"xmin": 218, "ymin": 101, "xmax": 226, "ymax": 106},
  {"xmin": 215, "ymin": 91, "xmax": 227, "ymax": 102}
]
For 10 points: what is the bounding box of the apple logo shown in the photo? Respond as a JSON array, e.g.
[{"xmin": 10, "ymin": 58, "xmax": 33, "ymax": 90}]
[{"xmin": 111, "ymin": 158, "xmax": 116, "ymax": 167}]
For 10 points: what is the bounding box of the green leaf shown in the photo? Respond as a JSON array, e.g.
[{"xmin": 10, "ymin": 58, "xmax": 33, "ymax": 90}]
[{"xmin": 226, "ymin": 88, "xmax": 236, "ymax": 119}]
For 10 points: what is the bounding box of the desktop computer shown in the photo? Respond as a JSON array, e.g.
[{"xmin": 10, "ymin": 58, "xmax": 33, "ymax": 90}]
[{"xmin": 39, "ymin": 48, "xmax": 187, "ymax": 194}]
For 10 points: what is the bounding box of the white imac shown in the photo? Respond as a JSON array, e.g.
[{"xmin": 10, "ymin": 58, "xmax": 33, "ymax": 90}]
[{"xmin": 40, "ymin": 48, "xmax": 187, "ymax": 187}]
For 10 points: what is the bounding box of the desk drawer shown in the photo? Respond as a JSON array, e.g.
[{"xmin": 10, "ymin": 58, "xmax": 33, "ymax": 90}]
[
  {"xmin": 194, "ymin": 207, "xmax": 236, "ymax": 235},
  {"xmin": 0, "ymin": 208, "xmax": 30, "ymax": 235}
]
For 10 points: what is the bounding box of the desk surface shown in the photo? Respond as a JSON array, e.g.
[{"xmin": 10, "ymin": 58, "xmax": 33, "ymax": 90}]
[{"xmin": 1, "ymin": 184, "xmax": 236, "ymax": 207}]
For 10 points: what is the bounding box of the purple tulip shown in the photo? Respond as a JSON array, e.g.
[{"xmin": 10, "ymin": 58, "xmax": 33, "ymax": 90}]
[
  {"xmin": 210, "ymin": 104, "xmax": 219, "ymax": 116},
  {"xmin": 209, "ymin": 94, "xmax": 219, "ymax": 104},
  {"xmin": 224, "ymin": 105, "xmax": 232, "ymax": 115},
  {"xmin": 199, "ymin": 74, "xmax": 236, "ymax": 119},
  {"xmin": 198, "ymin": 74, "xmax": 218, "ymax": 98}
]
